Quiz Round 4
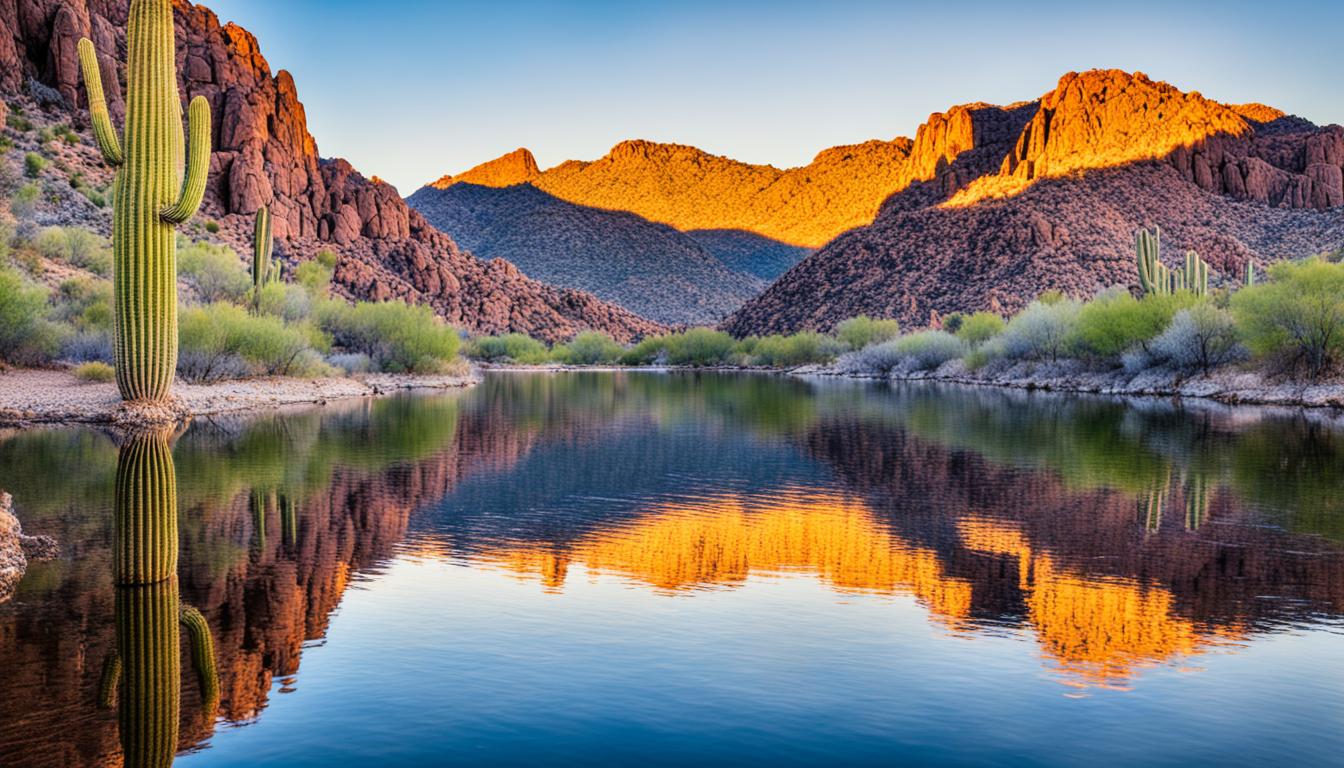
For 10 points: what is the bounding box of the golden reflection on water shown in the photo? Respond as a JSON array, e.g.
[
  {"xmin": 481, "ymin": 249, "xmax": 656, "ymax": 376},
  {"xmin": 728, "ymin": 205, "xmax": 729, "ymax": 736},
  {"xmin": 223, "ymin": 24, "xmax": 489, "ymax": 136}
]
[{"xmin": 453, "ymin": 489, "xmax": 1242, "ymax": 688}]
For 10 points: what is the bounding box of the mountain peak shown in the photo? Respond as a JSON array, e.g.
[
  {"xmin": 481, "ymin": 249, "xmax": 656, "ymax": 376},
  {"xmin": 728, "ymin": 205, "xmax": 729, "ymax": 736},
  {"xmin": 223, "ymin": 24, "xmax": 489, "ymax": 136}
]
[{"xmin": 430, "ymin": 148, "xmax": 540, "ymax": 189}]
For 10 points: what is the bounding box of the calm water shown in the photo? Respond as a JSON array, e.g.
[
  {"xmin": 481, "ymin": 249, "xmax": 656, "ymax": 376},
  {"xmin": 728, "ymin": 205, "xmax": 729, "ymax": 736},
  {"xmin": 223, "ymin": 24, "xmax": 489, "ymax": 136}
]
[{"xmin": 1, "ymin": 372, "xmax": 1342, "ymax": 766}]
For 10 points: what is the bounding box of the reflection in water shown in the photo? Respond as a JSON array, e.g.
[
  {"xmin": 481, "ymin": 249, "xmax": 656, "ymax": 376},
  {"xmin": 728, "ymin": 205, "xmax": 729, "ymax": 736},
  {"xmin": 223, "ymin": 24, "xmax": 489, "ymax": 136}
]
[
  {"xmin": 0, "ymin": 374, "xmax": 1341, "ymax": 764},
  {"xmin": 105, "ymin": 430, "xmax": 219, "ymax": 767}
]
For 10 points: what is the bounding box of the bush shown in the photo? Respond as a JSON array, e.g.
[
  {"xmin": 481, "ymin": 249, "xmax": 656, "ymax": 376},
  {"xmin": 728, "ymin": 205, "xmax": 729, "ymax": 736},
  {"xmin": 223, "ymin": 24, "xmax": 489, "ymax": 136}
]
[
  {"xmin": 748, "ymin": 332, "xmax": 847, "ymax": 367},
  {"xmin": 60, "ymin": 330, "xmax": 113, "ymax": 364},
  {"xmin": 1231, "ymin": 257, "xmax": 1344, "ymax": 377},
  {"xmin": 0, "ymin": 266, "xmax": 65, "ymax": 365},
  {"xmin": 52, "ymin": 277, "xmax": 112, "ymax": 332},
  {"xmin": 552, "ymin": 331, "xmax": 623, "ymax": 365},
  {"xmin": 620, "ymin": 335, "xmax": 670, "ymax": 366},
  {"xmin": 23, "ymin": 152, "xmax": 46, "ymax": 178},
  {"xmin": 1071, "ymin": 289, "xmax": 1196, "ymax": 361},
  {"xmin": 835, "ymin": 315, "xmax": 900, "ymax": 350},
  {"xmin": 1149, "ymin": 305, "xmax": 1246, "ymax": 374},
  {"xmin": 664, "ymin": 327, "xmax": 737, "ymax": 366},
  {"xmin": 73, "ymin": 361, "xmax": 115, "ymax": 382},
  {"xmin": 466, "ymin": 333, "xmax": 550, "ymax": 364},
  {"xmin": 318, "ymin": 300, "xmax": 460, "ymax": 373},
  {"xmin": 842, "ymin": 330, "xmax": 965, "ymax": 375},
  {"xmin": 180, "ymin": 303, "xmax": 329, "ymax": 382},
  {"xmin": 11, "ymin": 183, "xmax": 40, "ymax": 219},
  {"xmin": 954, "ymin": 311, "xmax": 1004, "ymax": 347},
  {"xmin": 204, "ymin": 220, "xmax": 220, "ymax": 234},
  {"xmin": 254, "ymin": 281, "xmax": 313, "ymax": 323},
  {"xmin": 178, "ymin": 239, "xmax": 250, "ymax": 303},
  {"xmin": 33, "ymin": 227, "xmax": 111, "ymax": 275},
  {"xmin": 998, "ymin": 299, "xmax": 1082, "ymax": 362},
  {"xmin": 294, "ymin": 260, "xmax": 334, "ymax": 297},
  {"xmin": 327, "ymin": 352, "xmax": 372, "ymax": 375}
]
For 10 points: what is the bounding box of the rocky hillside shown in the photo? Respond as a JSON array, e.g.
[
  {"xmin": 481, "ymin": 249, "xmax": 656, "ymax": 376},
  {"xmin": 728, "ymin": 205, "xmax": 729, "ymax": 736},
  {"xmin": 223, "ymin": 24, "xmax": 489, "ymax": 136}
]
[
  {"xmin": 725, "ymin": 70, "xmax": 1344, "ymax": 336},
  {"xmin": 0, "ymin": 0, "xmax": 662, "ymax": 342},
  {"xmin": 409, "ymin": 150, "xmax": 767, "ymax": 325}
]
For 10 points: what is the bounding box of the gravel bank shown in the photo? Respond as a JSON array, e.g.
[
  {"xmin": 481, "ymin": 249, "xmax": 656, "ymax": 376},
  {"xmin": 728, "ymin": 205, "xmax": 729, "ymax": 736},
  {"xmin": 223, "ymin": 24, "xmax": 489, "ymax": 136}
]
[{"xmin": 0, "ymin": 368, "xmax": 481, "ymax": 429}]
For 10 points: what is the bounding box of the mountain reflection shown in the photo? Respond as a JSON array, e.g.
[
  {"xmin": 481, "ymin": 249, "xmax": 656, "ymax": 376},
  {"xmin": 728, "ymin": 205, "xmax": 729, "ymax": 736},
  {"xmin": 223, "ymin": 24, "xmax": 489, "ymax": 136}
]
[{"xmin": 0, "ymin": 373, "xmax": 1342, "ymax": 764}]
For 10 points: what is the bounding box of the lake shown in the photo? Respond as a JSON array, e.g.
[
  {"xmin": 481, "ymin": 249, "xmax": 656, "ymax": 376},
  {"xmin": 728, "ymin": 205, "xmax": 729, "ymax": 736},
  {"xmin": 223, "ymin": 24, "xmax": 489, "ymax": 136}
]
[{"xmin": 1, "ymin": 372, "xmax": 1341, "ymax": 766}]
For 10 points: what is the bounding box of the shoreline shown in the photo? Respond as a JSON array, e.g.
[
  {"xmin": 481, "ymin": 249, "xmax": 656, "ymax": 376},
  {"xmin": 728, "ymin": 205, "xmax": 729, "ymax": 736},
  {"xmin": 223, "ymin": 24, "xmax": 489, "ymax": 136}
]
[{"xmin": 0, "ymin": 368, "xmax": 481, "ymax": 430}]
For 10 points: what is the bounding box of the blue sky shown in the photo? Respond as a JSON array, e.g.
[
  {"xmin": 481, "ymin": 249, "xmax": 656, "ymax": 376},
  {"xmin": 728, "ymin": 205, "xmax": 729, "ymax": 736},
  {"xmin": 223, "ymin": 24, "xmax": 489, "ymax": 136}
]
[{"xmin": 204, "ymin": 0, "xmax": 1344, "ymax": 195}]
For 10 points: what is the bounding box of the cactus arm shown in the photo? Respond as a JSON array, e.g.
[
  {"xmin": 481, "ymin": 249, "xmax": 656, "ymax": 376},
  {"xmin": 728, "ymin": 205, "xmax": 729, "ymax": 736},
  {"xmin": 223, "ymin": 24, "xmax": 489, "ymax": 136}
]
[
  {"xmin": 161, "ymin": 96, "xmax": 212, "ymax": 224},
  {"xmin": 179, "ymin": 603, "xmax": 220, "ymax": 710},
  {"xmin": 98, "ymin": 651, "xmax": 122, "ymax": 709},
  {"xmin": 77, "ymin": 38, "xmax": 123, "ymax": 166}
]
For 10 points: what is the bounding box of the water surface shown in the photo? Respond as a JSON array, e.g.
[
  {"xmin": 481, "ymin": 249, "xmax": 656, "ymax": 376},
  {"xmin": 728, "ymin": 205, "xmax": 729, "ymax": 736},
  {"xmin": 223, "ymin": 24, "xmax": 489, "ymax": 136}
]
[{"xmin": 1, "ymin": 372, "xmax": 1342, "ymax": 766}]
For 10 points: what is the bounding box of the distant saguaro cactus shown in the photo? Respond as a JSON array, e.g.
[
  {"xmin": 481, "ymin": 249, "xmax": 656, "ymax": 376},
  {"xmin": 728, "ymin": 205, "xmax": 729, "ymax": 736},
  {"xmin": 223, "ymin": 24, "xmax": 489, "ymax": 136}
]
[
  {"xmin": 251, "ymin": 206, "xmax": 279, "ymax": 311},
  {"xmin": 78, "ymin": 0, "xmax": 213, "ymax": 403},
  {"xmin": 1136, "ymin": 227, "xmax": 1212, "ymax": 297}
]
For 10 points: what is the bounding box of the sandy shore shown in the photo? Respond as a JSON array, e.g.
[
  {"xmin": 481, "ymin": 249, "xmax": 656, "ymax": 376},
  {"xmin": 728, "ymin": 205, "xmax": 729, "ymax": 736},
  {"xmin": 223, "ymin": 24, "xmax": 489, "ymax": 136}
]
[
  {"xmin": 800, "ymin": 359, "xmax": 1344, "ymax": 409},
  {"xmin": 0, "ymin": 368, "xmax": 480, "ymax": 429}
]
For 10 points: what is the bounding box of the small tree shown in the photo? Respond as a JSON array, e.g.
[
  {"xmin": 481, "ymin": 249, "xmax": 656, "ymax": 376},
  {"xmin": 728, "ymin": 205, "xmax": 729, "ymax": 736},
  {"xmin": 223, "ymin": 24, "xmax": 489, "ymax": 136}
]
[{"xmin": 1231, "ymin": 257, "xmax": 1344, "ymax": 378}]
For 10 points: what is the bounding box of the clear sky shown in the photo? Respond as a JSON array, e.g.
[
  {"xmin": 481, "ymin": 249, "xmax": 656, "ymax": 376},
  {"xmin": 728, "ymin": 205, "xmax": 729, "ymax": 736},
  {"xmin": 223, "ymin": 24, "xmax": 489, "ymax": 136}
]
[{"xmin": 204, "ymin": 0, "xmax": 1344, "ymax": 195}]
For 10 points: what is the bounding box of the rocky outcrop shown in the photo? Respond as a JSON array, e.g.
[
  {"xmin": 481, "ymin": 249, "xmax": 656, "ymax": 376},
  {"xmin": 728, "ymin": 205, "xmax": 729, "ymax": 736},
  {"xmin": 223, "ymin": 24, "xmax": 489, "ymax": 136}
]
[
  {"xmin": 429, "ymin": 147, "xmax": 541, "ymax": 190},
  {"xmin": 0, "ymin": 0, "xmax": 662, "ymax": 342},
  {"xmin": 0, "ymin": 492, "xmax": 58, "ymax": 604},
  {"xmin": 725, "ymin": 70, "xmax": 1344, "ymax": 336}
]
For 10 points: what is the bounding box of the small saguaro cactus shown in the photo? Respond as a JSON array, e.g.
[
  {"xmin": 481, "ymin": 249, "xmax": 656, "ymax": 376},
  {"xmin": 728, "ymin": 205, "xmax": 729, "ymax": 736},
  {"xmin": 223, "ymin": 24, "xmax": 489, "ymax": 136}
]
[
  {"xmin": 251, "ymin": 206, "xmax": 280, "ymax": 311},
  {"xmin": 78, "ymin": 0, "xmax": 213, "ymax": 403},
  {"xmin": 1245, "ymin": 261, "xmax": 1256, "ymax": 288},
  {"xmin": 1136, "ymin": 227, "xmax": 1213, "ymax": 297}
]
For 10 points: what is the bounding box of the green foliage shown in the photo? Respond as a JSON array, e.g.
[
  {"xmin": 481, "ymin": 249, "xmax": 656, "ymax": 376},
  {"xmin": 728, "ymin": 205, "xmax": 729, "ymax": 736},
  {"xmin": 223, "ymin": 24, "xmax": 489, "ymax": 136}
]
[
  {"xmin": 956, "ymin": 312, "xmax": 1005, "ymax": 347},
  {"xmin": 33, "ymin": 226, "xmax": 111, "ymax": 275},
  {"xmin": 6, "ymin": 112, "xmax": 33, "ymax": 132},
  {"xmin": 23, "ymin": 152, "xmax": 46, "ymax": 178},
  {"xmin": 941, "ymin": 312, "xmax": 965, "ymax": 334},
  {"xmin": 835, "ymin": 315, "xmax": 900, "ymax": 350},
  {"xmin": 1231, "ymin": 257, "xmax": 1344, "ymax": 377},
  {"xmin": 204, "ymin": 220, "xmax": 220, "ymax": 234},
  {"xmin": 317, "ymin": 300, "xmax": 460, "ymax": 373},
  {"xmin": 1150, "ymin": 304, "xmax": 1245, "ymax": 374},
  {"xmin": 177, "ymin": 238, "xmax": 250, "ymax": 304},
  {"xmin": 747, "ymin": 332, "xmax": 846, "ymax": 367},
  {"xmin": 998, "ymin": 299, "xmax": 1082, "ymax": 362},
  {"xmin": 53, "ymin": 276, "xmax": 113, "ymax": 331},
  {"xmin": 294, "ymin": 260, "xmax": 333, "ymax": 297},
  {"xmin": 74, "ymin": 360, "xmax": 115, "ymax": 382},
  {"xmin": 664, "ymin": 327, "xmax": 737, "ymax": 366},
  {"xmin": 552, "ymin": 330, "xmax": 623, "ymax": 365},
  {"xmin": 0, "ymin": 266, "xmax": 66, "ymax": 365},
  {"xmin": 465, "ymin": 333, "xmax": 550, "ymax": 364},
  {"xmin": 1071, "ymin": 289, "xmax": 1197, "ymax": 360},
  {"xmin": 180, "ymin": 303, "xmax": 332, "ymax": 381},
  {"xmin": 315, "ymin": 249, "xmax": 339, "ymax": 269},
  {"xmin": 620, "ymin": 335, "xmax": 671, "ymax": 366},
  {"xmin": 11, "ymin": 182, "xmax": 40, "ymax": 219}
]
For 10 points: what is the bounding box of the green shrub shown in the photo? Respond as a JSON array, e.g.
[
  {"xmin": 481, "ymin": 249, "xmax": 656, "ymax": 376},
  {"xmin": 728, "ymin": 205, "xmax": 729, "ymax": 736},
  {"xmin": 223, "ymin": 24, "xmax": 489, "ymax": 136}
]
[
  {"xmin": 6, "ymin": 113, "xmax": 33, "ymax": 132},
  {"xmin": 620, "ymin": 335, "xmax": 671, "ymax": 366},
  {"xmin": 73, "ymin": 361, "xmax": 115, "ymax": 382},
  {"xmin": 552, "ymin": 331, "xmax": 623, "ymax": 365},
  {"xmin": 180, "ymin": 303, "xmax": 330, "ymax": 381},
  {"xmin": 318, "ymin": 300, "xmax": 460, "ymax": 373},
  {"xmin": 956, "ymin": 311, "xmax": 1005, "ymax": 347},
  {"xmin": 748, "ymin": 332, "xmax": 846, "ymax": 367},
  {"xmin": 32, "ymin": 227, "xmax": 111, "ymax": 276},
  {"xmin": 998, "ymin": 299, "xmax": 1082, "ymax": 362},
  {"xmin": 941, "ymin": 313, "xmax": 965, "ymax": 334},
  {"xmin": 23, "ymin": 152, "xmax": 46, "ymax": 178},
  {"xmin": 466, "ymin": 333, "xmax": 550, "ymax": 364},
  {"xmin": 0, "ymin": 266, "xmax": 66, "ymax": 365},
  {"xmin": 664, "ymin": 327, "xmax": 737, "ymax": 366},
  {"xmin": 316, "ymin": 249, "xmax": 339, "ymax": 269},
  {"xmin": 204, "ymin": 220, "xmax": 220, "ymax": 234},
  {"xmin": 1149, "ymin": 304, "xmax": 1246, "ymax": 374},
  {"xmin": 294, "ymin": 260, "xmax": 334, "ymax": 297},
  {"xmin": 178, "ymin": 238, "xmax": 250, "ymax": 304},
  {"xmin": 11, "ymin": 183, "xmax": 40, "ymax": 219},
  {"xmin": 1231, "ymin": 257, "xmax": 1344, "ymax": 377},
  {"xmin": 53, "ymin": 277, "xmax": 113, "ymax": 332},
  {"xmin": 835, "ymin": 315, "xmax": 900, "ymax": 350},
  {"xmin": 1071, "ymin": 289, "xmax": 1197, "ymax": 360}
]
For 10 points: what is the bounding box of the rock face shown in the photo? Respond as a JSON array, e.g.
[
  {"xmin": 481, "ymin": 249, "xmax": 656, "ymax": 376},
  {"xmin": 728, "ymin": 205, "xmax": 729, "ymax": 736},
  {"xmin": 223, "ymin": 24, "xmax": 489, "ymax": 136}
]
[
  {"xmin": 725, "ymin": 70, "xmax": 1344, "ymax": 336},
  {"xmin": 0, "ymin": 492, "xmax": 58, "ymax": 605},
  {"xmin": 409, "ymin": 160, "xmax": 768, "ymax": 325},
  {"xmin": 0, "ymin": 0, "xmax": 661, "ymax": 342}
]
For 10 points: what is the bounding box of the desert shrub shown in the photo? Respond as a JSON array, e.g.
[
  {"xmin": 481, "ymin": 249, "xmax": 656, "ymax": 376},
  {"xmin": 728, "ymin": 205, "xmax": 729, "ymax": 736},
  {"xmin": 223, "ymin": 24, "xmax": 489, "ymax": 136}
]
[
  {"xmin": 317, "ymin": 300, "xmax": 460, "ymax": 373},
  {"xmin": 1148, "ymin": 305, "xmax": 1246, "ymax": 374},
  {"xmin": 11, "ymin": 183, "xmax": 40, "ymax": 219},
  {"xmin": 748, "ymin": 332, "xmax": 846, "ymax": 367},
  {"xmin": 179, "ymin": 303, "xmax": 327, "ymax": 381},
  {"xmin": 552, "ymin": 331, "xmax": 623, "ymax": 365},
  {"xmin": 466, "ymin": 333, "xmax": 550, "ymax": 364},
  {"xmin": 835, "ymin": 315, "xmax": 900, "ymax": 350},
  {"xmin": 52, "ymin": 277, "xmax": 112, "ymax": 331},
  {"xmin": 204, "ymin": 220, "xmax": 220, "ymax": 234},
  {"xmin": 23, "ymin": 152, "xmax": 46, "ymax": 178},
  {"xmin": 620, "ymin": 335, "xmax": 671, "ymax": 366},
  {"xmin": 326, "ymin": 352, "xmax": 372, "ymax": 375},
  {"xmin": 0, "ymin": 266, "xmax": 66, "ymax": 365},
  {"xmin": 956, "ymin": 311, "xmax": 1005, "ymax": 347},
  {"xmin": 1231, "ymin": 257, "xmax": 1344, "ymax": 377},
  {"xmin": 178, "ymin": 239, "xmax": 250, "ymax": 304},
  {"xmin": 890, "ymin": 330, "xmax": 966, "ymax": 372},
  {"xmin": 73, "ymin": 361, "xmax": 115, "ymax": 382},
  {"xmin": 294, "ymin": 260, "xmax": 334, "ymax": 297},
  {"xmin": 33, "ymin": 227, "xmax": 111, "ymax": 275},
  {"xmin": 60, "ymin": 330, "xmax": 113, "ymax": 363},
  {"xmin": 1071, "ymin": 289, "xmax": 1197, "ymax": 361},
  {"xmin": 998, "ymin": 299, "xmax": 1082, "ymax": 362},
  {"xmin": 254, "ymin": 281, "xmax": 313, "ymax": 323},
  {"xmin": 664, "ymin": 327, "xmax": 737, "ymax": 366}
]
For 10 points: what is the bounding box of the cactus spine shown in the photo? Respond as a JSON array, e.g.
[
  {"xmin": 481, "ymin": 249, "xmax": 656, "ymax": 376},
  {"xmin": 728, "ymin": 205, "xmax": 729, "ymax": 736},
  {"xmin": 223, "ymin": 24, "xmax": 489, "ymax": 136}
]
[
  {"xmin": 78, "ymin": 0, "xmax": 213, "ymax": 403},
  {"xmin": 1135, "ymin": 227, "xmax": 1212, "ymax": 297},
  {"xmin": 251, "ymin": 206, "xmax": 279, "ymax": 311}
]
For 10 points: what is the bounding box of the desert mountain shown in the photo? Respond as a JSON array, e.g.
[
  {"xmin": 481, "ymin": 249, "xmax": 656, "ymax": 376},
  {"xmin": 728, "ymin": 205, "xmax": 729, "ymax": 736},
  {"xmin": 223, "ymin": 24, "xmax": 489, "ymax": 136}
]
[
  {"xmin": 0, "ymin": 0, "xmax": 663, "ymax": 342},
  {"xmin": 410, "ymin": 149, "xmax": 768, "ymax": 324},
  {"xmin": 725, "ymin": 70, "xmax": 1344, "ymax": 336}
]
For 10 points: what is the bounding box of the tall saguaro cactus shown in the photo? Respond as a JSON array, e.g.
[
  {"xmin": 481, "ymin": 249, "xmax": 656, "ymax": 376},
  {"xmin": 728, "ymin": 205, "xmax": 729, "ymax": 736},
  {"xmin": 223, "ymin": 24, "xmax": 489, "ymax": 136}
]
[
  {"xmin": 251, "ymin": 206, "xmax": 279, "ymax": 311},
  {"xmin": 114, "ymin": 429, "xmax": 179, "ymax": 584},
  {"xmin": 78, "ymin": 0, "xmax": 213, "ymax": 403}
]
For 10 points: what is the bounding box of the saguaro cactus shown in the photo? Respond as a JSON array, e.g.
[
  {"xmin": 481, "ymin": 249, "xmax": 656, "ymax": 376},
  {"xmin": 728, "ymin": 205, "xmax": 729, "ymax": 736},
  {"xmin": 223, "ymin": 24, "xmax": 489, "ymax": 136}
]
[
  {"xmin": 251, "ymin": 206, "xmax": 279, "ymax": 311},
  {"xmin": 114, "ymin": 429, "xmax": 179, "ymax": 585},
  {"xmin": 1136, "ymin": 227, "xmax": 1212, "ymax": 297},
  {"xmin": 78, "ymin": 0, "xmax": 213, "ymax": 403}
]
